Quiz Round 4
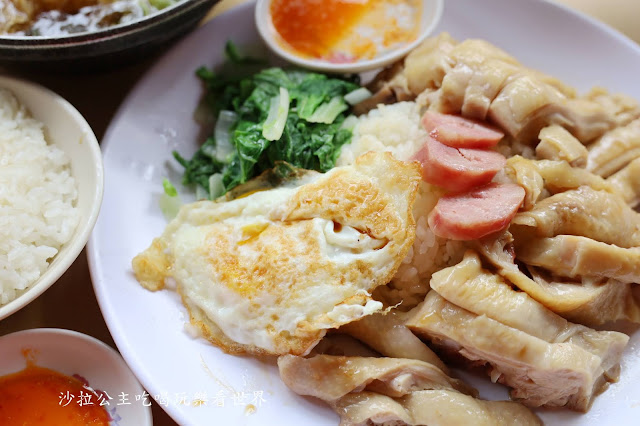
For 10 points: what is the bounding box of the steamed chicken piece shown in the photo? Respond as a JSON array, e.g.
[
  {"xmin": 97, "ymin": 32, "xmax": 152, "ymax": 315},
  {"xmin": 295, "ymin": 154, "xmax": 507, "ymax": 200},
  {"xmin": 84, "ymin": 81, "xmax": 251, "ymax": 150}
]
[
  {"xmin": 449, "ymin": 51, "xmax": 636, "ymax": 144},
  {"xmin": 437, "ymin": 39, "xmax": 634, "ymax": 141},
  {"xmin": 412, "ymin": 38, "xmax": 539, "ymax": 120},
  {"xmin": 526, "ymin": 267, "xmax": 640, "ymax": 327},
  {"xmin": 427, "ymin": 252, "xmax": 629, "ymax": 352},
  {"xmin": 608, "ymin": 157, "xmax": 640, "ymax": 207},
  {"xmin": 311, "ymin": 334, "xmax": 381, "ymax": 358},
  {"xmin": 486, "ymin": 74, "xmax": 565, "ymax": 141},
  {"xmin": 428, "ymin": 251, "xmax": 567, "ymax": 341},
  {"xmin": 475, "ymin": 233, "xmax": 640, "ymax": 326},
  {"xmin": 406, "ymin": 252, "xmax": 629, "ymax": 411},
  {"xmin": 278, "ymin": 355, "xmax": 541, "ymax": 426},
  {"xmin": 409, "ymin": 37, "xmax": 524, "ymax": 105},
  {"xmin": 535, "ymin": 124, "xmax": 588, "ymax": 167},
  {"xmin": 487, "ymin": 76, "xmax": 617, "ymax": 144},
  {"xmin": 515, "ymin": 235, "xmax": 640, "ymax": 283},
  {"xmin": 362, "ymin": 34, "xmax": 640, "ymax": 145},
  {"xmin": 338, "ymin": 310, "xmax": 448, "ymax": 373},
  {"xmin": 501, "ymin": 156, "xmax": 545, "ymax": 209},
  {"xmin": 131, "ymin": 152, "xmax": 421, "ymax": 356},
  {"xmin": 278, "ymin": 355, "xmax": 474, "ymax": 400},
  {"xmin": 352, "ymin": 32, "xmax": 457, "ymax": 114},
  {"xmin": 587, "ymin": 118, "xmax": 640, "ymax": 177},
  {"xmin": 457, "ymin": 59, "xmax": 521, "ymax": 120},
  {"xmin": 403, "ymin": 32, "xmax": 458, "ymax": 96},
  {"xmin": 511, "ymin": 186, "xmax": 640, "ymax": 247},
  {"xmin": 407, "ymin": 292, "xmax": 627, "ymax": 411},
  {"xmin": 505, "ymin": 156, "xmax": 617, "ymax": 196},
  {"xmin": 583, "ymin": 87, "xmax": 640, "ymax": 128},
  {"xmin": 433, "ymin": 62, "xmax": 484, "ymax": 117},
  {"xmin": 330, "ymin": 391, "xmax": 542, "ymax": 426}
]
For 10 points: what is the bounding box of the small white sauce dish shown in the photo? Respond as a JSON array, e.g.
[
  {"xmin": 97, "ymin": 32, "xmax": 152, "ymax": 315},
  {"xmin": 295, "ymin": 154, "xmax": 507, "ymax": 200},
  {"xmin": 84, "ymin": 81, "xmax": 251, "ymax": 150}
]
[
  {"xmin": 0, "ymin": 328, "xmax": 153, "ymax": 426},
  {"xmin": 255, "ymin": 0, "xmax": 444, "ymax": 73},
  {"xmin": 0, "ymin": 76, "xmax": 103, "ymax": 321}
]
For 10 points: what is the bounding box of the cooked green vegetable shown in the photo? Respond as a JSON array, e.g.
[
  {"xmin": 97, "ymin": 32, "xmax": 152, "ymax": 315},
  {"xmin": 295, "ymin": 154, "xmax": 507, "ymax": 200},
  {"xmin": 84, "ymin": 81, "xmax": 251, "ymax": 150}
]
[
  {"xmin": 162, "ymin": 178, "xmax": 178, "ymax": 197},
  {"xmin": 262, "ymin": 87, "xmax": 290, "ymax": 141},
  {"xmin": 160, "ymin": 178, "xmax": 181, "ymax": 220},
  {"xmin": 307, "ymin": 96, "xmax": 348, "ymax": 124},
  {"xmin": 173, "ymin": 42, "xmax": 360, "ymax": 198},
  {"xmin": 344, "ymin": 87, "xmax": 373, "ymax": 105}
]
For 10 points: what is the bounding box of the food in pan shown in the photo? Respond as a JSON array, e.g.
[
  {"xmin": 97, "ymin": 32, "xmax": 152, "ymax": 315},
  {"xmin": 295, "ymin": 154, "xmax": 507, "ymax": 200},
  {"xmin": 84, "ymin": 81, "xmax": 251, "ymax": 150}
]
[
  {"xmin": 0, "ymin": 88, "xmax": 79, "ymax": 306},
  {"xmin": 1, "ymin": 0, "xmax": 180, "ymax": 35},
  {"xmin": 133, "ymin": 33, "xmax": 640, "ymax": 423}
]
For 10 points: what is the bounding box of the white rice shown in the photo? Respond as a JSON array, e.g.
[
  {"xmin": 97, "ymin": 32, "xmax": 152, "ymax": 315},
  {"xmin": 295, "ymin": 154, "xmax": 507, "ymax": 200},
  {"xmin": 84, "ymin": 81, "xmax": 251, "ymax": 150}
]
[
  {"xmin": 0, "ymin": 89, "xmax": 79, "ymax": 305},
  {"xmin": 337, "ymin": 102, "xmax": 428, "ymax": 167},
  {"xmin": 338, "ymin": 101, "xmax": 465, "ymax": 309}
]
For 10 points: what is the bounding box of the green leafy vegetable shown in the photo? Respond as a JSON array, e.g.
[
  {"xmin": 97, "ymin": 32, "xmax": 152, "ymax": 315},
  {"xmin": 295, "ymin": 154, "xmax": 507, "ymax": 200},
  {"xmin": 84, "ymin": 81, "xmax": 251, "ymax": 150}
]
[
  {"xmin": 148, "ymin": 0, "xmax": 173, "ymax": 9},
  {"xmin": 174, "ymin": 42, "xmax": 360, "ymax": 198},
  {"xmin": 307, "ymin": 96, "xmax": 348, "ymax": 124},
  {"xmin": 344, "ymin": 87, "xmax": 373, "ymax": 105},
  {"xmin": 160, "ymin": 178, "xmax": 181, "ymax": 220},
  {"xmin": 262, "ymin": 87, "xmax": 290, "ymax": 141},
  {"xmin": 213, "ymin": 110, "xmax": 238, "ymax": 162},
  {"xmin": 208, "ymin": 174, "xmax": 225, "ymax": 199}
]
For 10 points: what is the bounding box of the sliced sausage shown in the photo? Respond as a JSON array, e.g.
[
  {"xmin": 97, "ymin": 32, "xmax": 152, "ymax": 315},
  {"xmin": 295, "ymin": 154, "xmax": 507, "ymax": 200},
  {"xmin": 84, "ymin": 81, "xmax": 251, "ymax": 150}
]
[
  {"xmin": 422, "ymin": 111, "xmax": 504, "ymax": 148},
  {"xmin": 412, "ymin": 136, "xmax": 506, "ymax": 192},
  {"xmin": 428, "ymin": 183, "xmax": 525, "ymax": 240}
]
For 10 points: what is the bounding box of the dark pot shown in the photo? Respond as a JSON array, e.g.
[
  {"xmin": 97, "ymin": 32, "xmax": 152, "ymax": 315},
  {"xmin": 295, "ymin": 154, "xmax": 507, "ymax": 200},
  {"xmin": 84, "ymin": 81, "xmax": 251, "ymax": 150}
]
[{"xmin": 0, "ymin": 0, "xmax": 219, "ymax": 72}]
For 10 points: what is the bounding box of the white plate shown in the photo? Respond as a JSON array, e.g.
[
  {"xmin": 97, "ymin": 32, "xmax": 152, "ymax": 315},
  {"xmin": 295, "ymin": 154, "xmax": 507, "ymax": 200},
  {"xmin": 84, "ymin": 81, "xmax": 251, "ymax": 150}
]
[{"xmin": 88, "ymin": 1, "xmax": 640, "ymax": 425}]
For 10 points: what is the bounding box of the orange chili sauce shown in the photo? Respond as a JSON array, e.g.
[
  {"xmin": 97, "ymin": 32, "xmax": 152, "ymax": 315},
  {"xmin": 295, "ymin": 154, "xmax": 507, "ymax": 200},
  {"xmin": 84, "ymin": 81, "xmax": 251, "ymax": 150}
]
[
  {"xmin": 0, "ymin": 364, "xmax": 111, "ymax": 426},
  {"xmin": 270, "ymin": 0, "xmax": 371, "ymax": 59}
]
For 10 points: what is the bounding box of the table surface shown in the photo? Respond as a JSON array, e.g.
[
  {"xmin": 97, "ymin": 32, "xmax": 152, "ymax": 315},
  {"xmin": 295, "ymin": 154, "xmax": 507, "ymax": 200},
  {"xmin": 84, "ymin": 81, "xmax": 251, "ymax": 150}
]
[{"xmin": 0, "ymin": 1, "xmax": 638, "ymax": 425}]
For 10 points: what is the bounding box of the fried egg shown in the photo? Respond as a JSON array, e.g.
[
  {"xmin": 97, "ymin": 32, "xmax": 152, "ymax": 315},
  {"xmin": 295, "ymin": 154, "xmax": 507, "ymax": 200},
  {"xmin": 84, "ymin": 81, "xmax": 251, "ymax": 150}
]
[{"xmin": 132, "ymin": 152, "xmax": 420, "ymax": 356}]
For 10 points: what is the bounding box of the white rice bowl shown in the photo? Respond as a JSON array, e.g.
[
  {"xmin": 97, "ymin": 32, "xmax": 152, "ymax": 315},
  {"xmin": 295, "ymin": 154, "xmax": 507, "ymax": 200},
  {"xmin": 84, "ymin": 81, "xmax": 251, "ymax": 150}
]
[
  {"xmin": 337, "ymin": 102, "xmax": 465, "ymax": 309},
  {"xmin": 0, "ymin": 88, "xmax": 79, "ymax": 306}
]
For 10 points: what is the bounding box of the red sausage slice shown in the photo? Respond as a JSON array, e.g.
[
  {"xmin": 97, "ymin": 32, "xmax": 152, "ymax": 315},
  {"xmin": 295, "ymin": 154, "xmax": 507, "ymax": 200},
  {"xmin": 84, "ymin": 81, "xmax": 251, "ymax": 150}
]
[
  {"xmin": 422, "ymin": 111, "xmax": 504, "ymax": 149},
  {"xmin": 428, "ymin": 183, "xmax": 525, "ymax": 241},
  {"xmin": 412, "ymin": 136, "xmax": 506, "ymax": 192}
]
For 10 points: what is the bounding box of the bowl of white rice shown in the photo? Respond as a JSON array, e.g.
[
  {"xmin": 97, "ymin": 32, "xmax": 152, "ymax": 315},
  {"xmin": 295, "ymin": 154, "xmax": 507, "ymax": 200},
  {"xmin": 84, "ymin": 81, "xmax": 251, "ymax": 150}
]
[{"xmin": 0, "ymin": 75, "xmax": 102, "ymax": 320}]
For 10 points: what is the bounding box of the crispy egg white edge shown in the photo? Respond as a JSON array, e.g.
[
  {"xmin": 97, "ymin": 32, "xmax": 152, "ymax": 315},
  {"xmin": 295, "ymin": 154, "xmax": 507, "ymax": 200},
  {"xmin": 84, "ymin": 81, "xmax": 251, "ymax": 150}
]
[{"xmin": 163, "ymin": 173, "xmax": 401, "ymax": 353}]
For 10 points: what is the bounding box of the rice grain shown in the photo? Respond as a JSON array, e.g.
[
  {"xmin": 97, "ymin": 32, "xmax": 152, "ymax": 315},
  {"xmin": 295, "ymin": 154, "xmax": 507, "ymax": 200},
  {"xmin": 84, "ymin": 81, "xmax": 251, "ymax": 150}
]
[{"xmin": 0, "ymin": 89, "xmax": 79, "ymax": 305}]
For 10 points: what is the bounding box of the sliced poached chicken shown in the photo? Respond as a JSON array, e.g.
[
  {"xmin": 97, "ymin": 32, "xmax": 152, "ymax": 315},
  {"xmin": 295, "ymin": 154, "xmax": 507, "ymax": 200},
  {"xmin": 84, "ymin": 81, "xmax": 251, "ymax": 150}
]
[{"xmin": 406, "ymin": 252, "xmax": 629, "ymax": 411}]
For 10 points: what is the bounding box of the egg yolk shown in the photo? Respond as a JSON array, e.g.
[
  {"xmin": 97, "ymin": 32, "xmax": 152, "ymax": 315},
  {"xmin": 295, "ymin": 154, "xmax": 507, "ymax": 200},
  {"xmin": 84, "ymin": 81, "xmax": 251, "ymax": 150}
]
[{"xmin": 0, "ymin": 365, "xmax": 111, "ymax": 426}]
